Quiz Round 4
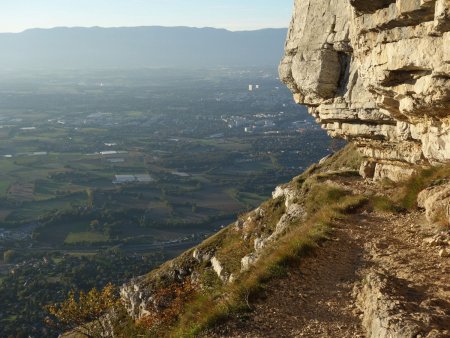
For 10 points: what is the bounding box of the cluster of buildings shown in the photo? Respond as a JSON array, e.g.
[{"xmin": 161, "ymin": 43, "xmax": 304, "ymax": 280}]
[
  {"xmin": 113, "ymin": 174, "xmax": 154, "ymax": 184},
  {"xmin": 7, "ymin": 256, "xmax": 51, "ymax": 276},
  {"xmin": 222, "ymin": 115, "xmax": 250, "ymax": 128},
  {"xmin": 221, "ymin": 113, "xmax": 277, "ymax": 133},
  {"xmin": 0, "ymin": 228, "xmax": 33, "ymax": 242},
  {"xmin": 2, "ymin": 151, "xmax": 48, "ymax": 158},
  {"xmin": 100, "ymin": 150, "xmax": 128, "ymax": 156},
  {"xmin": 220, "ymin": 112, "xmax": 318, "ymax": 135}
]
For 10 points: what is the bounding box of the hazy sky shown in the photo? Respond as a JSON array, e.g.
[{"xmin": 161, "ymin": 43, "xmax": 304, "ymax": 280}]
[{"xmin": 0, "ymin": 0, "xmax": 294, "ymax": 33}]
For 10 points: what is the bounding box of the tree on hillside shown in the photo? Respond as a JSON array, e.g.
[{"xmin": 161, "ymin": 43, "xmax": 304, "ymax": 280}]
[
  {"xmin": 3, "ymin": 249, "xmax": 17, "ymax": 263},
  {"xmin": 46, "ymin": 283, "xmax": 123, "ymax": 338},
  {"xmin": 89, "ymin": 219, "xmax": 101, "ymax": 232}
]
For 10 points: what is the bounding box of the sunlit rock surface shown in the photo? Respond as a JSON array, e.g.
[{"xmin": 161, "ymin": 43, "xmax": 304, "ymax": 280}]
[{"xmin": 280, "ymin": 0, "xmax": 450, "ymax": 181}]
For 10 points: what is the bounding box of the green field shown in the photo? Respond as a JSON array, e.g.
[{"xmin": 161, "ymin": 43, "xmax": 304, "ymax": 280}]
[{"xmin": 64, "ymin": 231, "xmax": 109, "ymax": 244}]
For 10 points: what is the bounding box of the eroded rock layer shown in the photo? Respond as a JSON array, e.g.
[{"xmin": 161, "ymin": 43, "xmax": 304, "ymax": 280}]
[{"xmin": 280, "ymin": 0, "xmax": 450, "ymax": 181}]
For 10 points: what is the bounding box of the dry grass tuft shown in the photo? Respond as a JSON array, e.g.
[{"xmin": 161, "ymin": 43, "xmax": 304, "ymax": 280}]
[{"xmin": 395, "ymin": 164, "xmax": 450, "ymax": 210}]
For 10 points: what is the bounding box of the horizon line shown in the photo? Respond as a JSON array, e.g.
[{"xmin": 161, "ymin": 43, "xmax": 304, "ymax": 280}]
[{"xmin": 0, "ymin": 25, "xmax": 289, "ymax": 34}]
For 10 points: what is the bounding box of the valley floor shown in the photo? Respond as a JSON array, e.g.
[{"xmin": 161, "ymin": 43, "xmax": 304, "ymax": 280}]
[{"xmin": 207, "ymin": 179, "xmax": 450, "ymax": 337}]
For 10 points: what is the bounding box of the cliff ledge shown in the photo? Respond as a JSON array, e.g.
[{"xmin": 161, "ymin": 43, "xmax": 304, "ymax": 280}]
[{"xmin": 280, "ymin": 0, "xmax": 450, "ymax": 181}]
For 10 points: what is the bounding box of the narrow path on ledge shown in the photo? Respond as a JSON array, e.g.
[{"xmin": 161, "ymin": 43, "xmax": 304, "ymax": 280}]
[{"xmin": 206, "ymin": 184, "xmax": 450, "ymax": 337}]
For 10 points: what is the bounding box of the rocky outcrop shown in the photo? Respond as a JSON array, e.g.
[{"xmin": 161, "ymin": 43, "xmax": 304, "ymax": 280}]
[
  {"xmin": 418, "ymin": 180, "xmax": 450, "ymax": 223},
  {"xmin": 280, "ymin": 0, "xmax": 450, "ymax": 181},
  {"xmin": 355, "ymin": 271, "xmax": 444, "ymax": 338},
  {"xmin": 239, "ymin": 185, "xmax": 305, "ymax": 272},
  {"xmin": 120, "ymin": 251, "xmax": 198, "ymax": 319}
]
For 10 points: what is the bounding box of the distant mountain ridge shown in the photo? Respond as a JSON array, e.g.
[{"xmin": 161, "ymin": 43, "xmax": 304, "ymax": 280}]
[{"xmin": 0, "ymin": 26, "xmax": 288, "ymax": 70}]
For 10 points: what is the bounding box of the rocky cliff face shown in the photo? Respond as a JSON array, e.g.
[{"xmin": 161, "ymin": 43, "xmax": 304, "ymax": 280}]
[{"xmin": 280, "ymin": 0, "xmax": 450, "ymax": 181}]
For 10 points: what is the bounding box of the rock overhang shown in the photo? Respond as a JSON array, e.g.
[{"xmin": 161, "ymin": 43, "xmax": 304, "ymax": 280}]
[{"xmin": 280, "ymin": 0, "xmax": 450, "ymax": 181}]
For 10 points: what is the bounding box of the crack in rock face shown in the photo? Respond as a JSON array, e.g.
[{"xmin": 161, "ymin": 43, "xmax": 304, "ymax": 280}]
[{"xmin": 280, "ymin": 0, "xmax": 450, "ymax": 181}]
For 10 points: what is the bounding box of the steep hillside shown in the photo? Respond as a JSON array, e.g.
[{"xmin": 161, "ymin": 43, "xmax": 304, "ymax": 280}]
[{"xmin": 116, "ymin": 146, "xmax": 450, "ymax": 337}]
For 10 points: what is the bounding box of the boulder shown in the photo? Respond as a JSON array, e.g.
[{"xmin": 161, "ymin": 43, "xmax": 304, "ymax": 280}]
[{"xmin": 417, "ymin": 182, "xmax": 450, "ymax": 224}]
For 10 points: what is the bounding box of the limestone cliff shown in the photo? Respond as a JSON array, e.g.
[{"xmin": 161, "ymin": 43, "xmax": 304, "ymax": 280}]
[{"xmin": 280, "ymin": 0, "xmax": 450, "ymax": 181}]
